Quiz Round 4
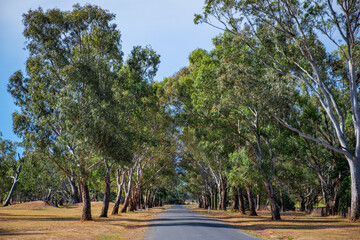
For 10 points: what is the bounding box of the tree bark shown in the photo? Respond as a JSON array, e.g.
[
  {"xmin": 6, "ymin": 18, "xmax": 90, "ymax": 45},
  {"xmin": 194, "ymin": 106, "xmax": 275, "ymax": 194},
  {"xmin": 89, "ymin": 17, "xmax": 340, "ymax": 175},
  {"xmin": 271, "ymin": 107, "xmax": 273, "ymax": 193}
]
[
  {"xmin": 129, "ymin": 189, "xmax": 137, "ymax": 211},
  {"xmin": 280, "ymin": 189, "xmax": 284, "ymax": 212},
  {"xmin": 331, "ymin": 190, "xmax": 339, "ymax": 215},
  {"xmin": 67, "ymin": 176, "xmax": 80, "ymax": 204},
  {"xmin": 348, "ymin": 158, "xmax": 360, "ymax": 221},
  {"xmin": 300, "ymin": 196, "xmax": 306, "ymax": 212},
  {"xmin": 232, "ymin": 186, "xmax": 239, "ymax": 211},
  {"xmin": 220, "ymin": 178, "xmax": 227, "ymax": 211},
  {"xmin": 237, "ymin": 186, "xmax": 246, "ymax": 215},
  {"xmin": 213, "ymin": 188, "xmax": 218, "ymax": 210},
  {"xmin": 152, "ymin": 189, "xmax": 158, "ymax": 206},
  {"xmin": 256, "ymin": 194, "xmax": 261, "ymax": 211},
  {"xmin": 112, "ymin": 169, "xmax": 124, "ymax": 215},
  {"xmin": 121, "ymin": 191, "xmax": 130, "ymax": 213},
  {"xmin": 121, "ymin": 169, "xmax": 135, "ymax": 213},
  {"xmin": 80, "ymin": 180, "xmax": 92, "ymax": 221},
  {"xmin": 202, "ymin": 195, "xmax": 207, "ymax": 209},
  {"xmin": 264, "ymin": 180, "xmax": 281, "ymax": 220},
  {"xmin": 245, "ymin": 186, "xmax": 257, "ymax": 216},
  {"xmin": 3, "ymin": 163, "xmax": 22, "ymax": 207},
  {"xmin": 100, "ymin": 162, "xmax": 111, "ymax": 217}
]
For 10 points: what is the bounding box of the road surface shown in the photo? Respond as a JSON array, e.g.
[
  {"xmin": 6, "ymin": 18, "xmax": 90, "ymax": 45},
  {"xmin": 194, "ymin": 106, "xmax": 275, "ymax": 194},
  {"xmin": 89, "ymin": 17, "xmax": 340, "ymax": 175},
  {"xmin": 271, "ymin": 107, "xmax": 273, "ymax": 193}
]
[{"xmin": 144, "ymin": 205, "xmax": 260, "ymax": 240}]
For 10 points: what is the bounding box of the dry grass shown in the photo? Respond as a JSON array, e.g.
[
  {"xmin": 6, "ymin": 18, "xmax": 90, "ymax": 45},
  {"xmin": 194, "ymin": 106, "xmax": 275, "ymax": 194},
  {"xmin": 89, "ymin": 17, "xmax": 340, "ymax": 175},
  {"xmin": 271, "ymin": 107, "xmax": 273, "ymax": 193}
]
[
  {"xmin": 190, "ymin": 206, "xmax": 360, "ymax": 240},
  {"xmin": 0, "ymin": 201, "xmax": 170, "ymax": 240}
]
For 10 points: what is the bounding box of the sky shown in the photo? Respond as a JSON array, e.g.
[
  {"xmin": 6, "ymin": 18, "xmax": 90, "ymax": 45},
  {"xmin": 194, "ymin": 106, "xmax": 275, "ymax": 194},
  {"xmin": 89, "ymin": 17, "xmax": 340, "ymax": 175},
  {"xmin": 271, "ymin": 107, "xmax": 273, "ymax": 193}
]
[{"xmin": 0, "ymin": 0, "xmax": 222, "ymax": 143}]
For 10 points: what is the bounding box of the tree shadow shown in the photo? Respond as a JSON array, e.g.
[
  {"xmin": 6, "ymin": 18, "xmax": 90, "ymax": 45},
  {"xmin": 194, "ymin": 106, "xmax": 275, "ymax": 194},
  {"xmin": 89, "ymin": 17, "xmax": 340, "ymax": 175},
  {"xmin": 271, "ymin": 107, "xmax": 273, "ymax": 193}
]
[
  {"xmin": 0, "ymin": 229, "xmax": 46, "ymax": 237},
  {"xmin": 238, "ymin": 223, "xmax": 355, "ymax": 231}
]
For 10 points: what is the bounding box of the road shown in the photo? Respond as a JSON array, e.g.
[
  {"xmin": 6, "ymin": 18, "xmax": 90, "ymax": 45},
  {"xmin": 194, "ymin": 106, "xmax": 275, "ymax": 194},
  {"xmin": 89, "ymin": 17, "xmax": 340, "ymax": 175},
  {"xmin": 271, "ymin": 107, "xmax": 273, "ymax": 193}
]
[{"xmin": 144, "ymin": 205, "xmax": 260, "ymax": 240}]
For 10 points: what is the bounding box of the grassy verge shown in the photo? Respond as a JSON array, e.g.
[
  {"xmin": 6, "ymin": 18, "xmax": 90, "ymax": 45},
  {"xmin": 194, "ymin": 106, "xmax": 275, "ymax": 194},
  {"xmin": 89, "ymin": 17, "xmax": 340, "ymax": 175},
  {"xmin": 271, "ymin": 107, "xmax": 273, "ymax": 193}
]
[
  {"xmin": 0, "ymin": 201, "xmax": 170, "ymax": 240},
  {"xmin": 190, "ymin": 206, "xmax": 360, "ymax": 240}
]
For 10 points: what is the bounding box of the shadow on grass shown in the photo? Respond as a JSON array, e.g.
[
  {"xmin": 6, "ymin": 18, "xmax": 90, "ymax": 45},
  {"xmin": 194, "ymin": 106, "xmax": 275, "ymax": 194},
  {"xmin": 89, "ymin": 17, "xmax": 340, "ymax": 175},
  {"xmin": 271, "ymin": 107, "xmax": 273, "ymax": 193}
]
[
  {"xmin": 237, "ymin": 223, "xmax": 355, "ymax": 231},
  {"xmin": 0, "ymin": 229, "xmax": 46, "ymax": 237},
  {"xmin": 0, "ymin": 215, "xmax": 79, "ymax": 222}
]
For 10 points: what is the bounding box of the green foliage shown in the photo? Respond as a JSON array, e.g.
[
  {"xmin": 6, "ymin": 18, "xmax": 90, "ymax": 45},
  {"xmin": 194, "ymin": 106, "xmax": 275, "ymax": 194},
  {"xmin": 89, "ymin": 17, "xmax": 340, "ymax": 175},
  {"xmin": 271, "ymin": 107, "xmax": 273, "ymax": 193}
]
[
  {"xmin": 338, "ymin": 176, "xmax": 351, "ymax": 211},
  {"xmin": 0, "ymin": 133, "xmax": 19, "ymax": 202}
]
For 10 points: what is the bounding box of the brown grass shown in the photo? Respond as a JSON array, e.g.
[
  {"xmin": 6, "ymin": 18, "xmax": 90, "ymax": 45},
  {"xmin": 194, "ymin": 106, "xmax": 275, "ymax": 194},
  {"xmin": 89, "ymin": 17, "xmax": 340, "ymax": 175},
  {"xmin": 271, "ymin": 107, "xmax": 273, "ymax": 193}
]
[
  {"xmin": 3, "ymin": 201, "xmax": 55, "ymax": 210},
  {"xmin": 0, "ymin": 201, "xmax": 170, "ymax": 240},
  {"xmin": 190, "ymin": 206, "xmax": 360, "ymax": 240}
]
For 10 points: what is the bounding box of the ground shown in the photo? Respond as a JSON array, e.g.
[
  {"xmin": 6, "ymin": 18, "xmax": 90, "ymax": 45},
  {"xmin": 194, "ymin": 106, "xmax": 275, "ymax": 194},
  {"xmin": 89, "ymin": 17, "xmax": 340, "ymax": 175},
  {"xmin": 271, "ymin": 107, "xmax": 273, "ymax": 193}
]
[
  {"xmin": 189, "ymin": 206, "xmax": 360, "ymax": 240},
  {"xmin": 0, "ymin": 201, "xmax": 169, "ymax": 240},
  {"xmin": 2, "ymin": 202, "xmax": 360, "ymax": 239}
]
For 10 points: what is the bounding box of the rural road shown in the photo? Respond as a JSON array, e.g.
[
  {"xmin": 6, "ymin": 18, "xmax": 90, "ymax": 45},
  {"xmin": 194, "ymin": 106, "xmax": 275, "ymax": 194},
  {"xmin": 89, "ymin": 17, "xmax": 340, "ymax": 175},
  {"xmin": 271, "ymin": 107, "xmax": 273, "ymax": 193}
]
[{"xmin": 144, "ymin": 205, "xmax": 260, "ymax": 240}]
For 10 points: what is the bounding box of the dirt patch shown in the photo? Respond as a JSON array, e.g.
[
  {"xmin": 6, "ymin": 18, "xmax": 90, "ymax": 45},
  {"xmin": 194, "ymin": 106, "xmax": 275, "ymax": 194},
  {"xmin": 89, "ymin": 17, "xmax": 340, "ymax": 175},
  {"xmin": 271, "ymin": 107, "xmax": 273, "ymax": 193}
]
[{"xmin": 3, "ymin": 201, "xmax": 55, "ymax": 210}]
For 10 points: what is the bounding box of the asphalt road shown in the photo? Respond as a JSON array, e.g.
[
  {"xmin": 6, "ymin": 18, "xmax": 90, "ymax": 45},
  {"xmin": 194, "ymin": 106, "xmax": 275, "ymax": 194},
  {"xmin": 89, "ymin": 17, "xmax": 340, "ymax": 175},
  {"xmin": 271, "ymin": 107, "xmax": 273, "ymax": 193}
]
[{"xmin": 144, "ymin": 205, "xmax": 261, "ymax": 240}]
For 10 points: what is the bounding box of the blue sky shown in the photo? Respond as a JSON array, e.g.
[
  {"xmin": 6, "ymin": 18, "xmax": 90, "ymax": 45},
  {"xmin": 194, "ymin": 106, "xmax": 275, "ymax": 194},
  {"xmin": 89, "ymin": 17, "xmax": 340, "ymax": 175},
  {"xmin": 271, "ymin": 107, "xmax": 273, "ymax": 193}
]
[{"xmin": 0, "ymin": 0, "xmax": 221, "ymax": 143}]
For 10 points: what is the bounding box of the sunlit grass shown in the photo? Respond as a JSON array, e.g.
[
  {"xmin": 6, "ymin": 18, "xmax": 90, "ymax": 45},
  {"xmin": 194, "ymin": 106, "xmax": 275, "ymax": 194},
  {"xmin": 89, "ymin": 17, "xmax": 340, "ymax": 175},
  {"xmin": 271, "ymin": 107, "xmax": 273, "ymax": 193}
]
[{"xmin": 0, "ymin": 201, "xmax": 170, "ymax": 240}]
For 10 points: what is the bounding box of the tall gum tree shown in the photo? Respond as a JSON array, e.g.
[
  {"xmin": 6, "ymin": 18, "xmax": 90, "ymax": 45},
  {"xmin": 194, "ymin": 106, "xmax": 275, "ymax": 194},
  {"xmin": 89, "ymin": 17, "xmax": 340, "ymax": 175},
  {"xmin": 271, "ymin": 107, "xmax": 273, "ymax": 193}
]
[
  {"xmin": 8, "ymin": 4, "xmax": 124, "ymax": 221},
  {"xmin": 196, "ymin": 0, "xmax": 360, "ymax": 221}
]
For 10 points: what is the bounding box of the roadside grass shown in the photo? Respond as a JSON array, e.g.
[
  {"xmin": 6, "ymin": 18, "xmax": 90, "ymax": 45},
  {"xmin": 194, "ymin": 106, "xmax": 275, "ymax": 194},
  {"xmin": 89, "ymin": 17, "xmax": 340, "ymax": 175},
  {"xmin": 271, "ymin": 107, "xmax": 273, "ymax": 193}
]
[
  {"xmin": 0, "ymin": 201, "xmax": 170, "ymax": 240},
  {"xmin": 190, "ymin": 206, "xmax": 360, "ymax": 240}
]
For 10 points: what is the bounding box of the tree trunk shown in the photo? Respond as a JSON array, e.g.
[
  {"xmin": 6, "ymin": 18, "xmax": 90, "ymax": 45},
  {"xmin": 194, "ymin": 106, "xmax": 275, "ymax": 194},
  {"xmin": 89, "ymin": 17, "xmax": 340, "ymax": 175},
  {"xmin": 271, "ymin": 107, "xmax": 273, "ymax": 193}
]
[
  {"xmin": 331, "ymin": 191, "xmax": 339, "ymax": 215},
  {"xmin": 305, "ymin": 196, "xmax": 314, "ymax": 214},
  {"xmin": 78, "ymin": 184, "xmax": 83, "ymax": 202},
  {"xmin": 149, "ymin": 190, "xmax": 155, "ymax": 208},
  {"xmin": 217, "ymin": 184, "xmax": 221, "ymax": 210},
  {"xmin": 348, "ymin": 158, "xmax": 360, "ymax": 221},
  {"xmin": 145, "ymin": 190, "xmax": 151, "ymax": 208},
  {"xmin": 67, "ymin": 176, "xmax": 80, "ymax": 204},
  {"xmin": 280, "ymin": 189, "xmax": 284, "ymax": 212},
  {"xmin": 256, "ymin": 194, "xmax": 261, "ymax": 211},
  {"xmin": 237, "ymin": 186, "xmax": 246, "ymax": 215},
  {"xmin": 320, "ymin": 182, "xmax": 329, "ymax": 215},
  {"xmin": 46, "ymin": 189, "xmax": 52, "ymax": 202},
  {"xmin": 112, "ymin": 169, "xmax": 124, "ymax": 215},
  {"xmin": 121, "ymin": 169, "xmax": 135, "ymax": 213},
  {"xmin": 202, "ymin": 195, "xmax": 206, "ymax": 209},
  {"xmin": 80, "ymin": 180, "xmax": 92, "ymax": 221},
  {"xmin": 152, "ymin": 190, "xmax": 158, "ymax": 206},
  {"xmin": 121, "ymin": 191, "xmax": 130, "ymax": 213},
  {"xmin": 3, "ymin": 164, "xmax": 22, "ymax": 207},
  {"xmin": 232, "ymin": 186, "xmax": 239, "ymax": 211},
  {"xmin": 220, "ymin": 178, "xmax": 227, "ymax": 211},
  {"xmin": 129, "ymin": 189, "xmax": 137, "ymax": 211},
  {"xmin": 210, "ymin": 191, "xmax": 214, "ymax": 210},
  {"xmin": 264, "ymin": 180, "xmax": 281, "ymax": 220},
  {"xmin": 100, "ymin": 162, "xmax": 111, "ymax": 218},
  {"xmin": 245, "ymin": 186, "xmax": 257, "ymax": 216},
  {"xmin": 207, "ymin": 194, "xmax": 211, "ymax": 209},
  {"xmin": 300, "ymin": 196, "xmax": 306, "ymax": 212},
  {"xmin": 213, "ymin": 188, "xmax": 218, "ymax": 210}
]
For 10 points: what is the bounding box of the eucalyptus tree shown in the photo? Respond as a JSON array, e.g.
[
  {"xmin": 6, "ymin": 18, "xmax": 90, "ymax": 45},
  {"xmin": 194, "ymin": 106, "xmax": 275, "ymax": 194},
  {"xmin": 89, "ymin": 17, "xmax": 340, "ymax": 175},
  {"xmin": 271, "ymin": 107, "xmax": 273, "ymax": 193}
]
[
  {"xmin": 196, "ymin": 0, "xmax": 360, "ymax": 221},
  {"xmin": 289, "ymin": 92, "xmax": 349, "ymax": 214},
  {"xmin": 98, "ymin": 45, "xmax": 160, "ymax": 217},
  {"xmin": 8, "ymin": 4, "xmax": 125, "ymax": 221},
  {"xmin": 169, "ymin": 42, "xmax": 292, "ymax": 219}
]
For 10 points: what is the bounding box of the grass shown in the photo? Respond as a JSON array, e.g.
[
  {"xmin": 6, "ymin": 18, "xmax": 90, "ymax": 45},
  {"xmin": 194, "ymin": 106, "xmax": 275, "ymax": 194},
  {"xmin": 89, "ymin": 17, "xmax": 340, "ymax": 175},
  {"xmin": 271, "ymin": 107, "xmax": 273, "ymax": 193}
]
[
  {"xmin": 0, "ymin": 201, "xmax": 170, "ymax": 240},
  {"xmin": 190, "ymin": 206, "xmax": 360, "ymax": 240}
]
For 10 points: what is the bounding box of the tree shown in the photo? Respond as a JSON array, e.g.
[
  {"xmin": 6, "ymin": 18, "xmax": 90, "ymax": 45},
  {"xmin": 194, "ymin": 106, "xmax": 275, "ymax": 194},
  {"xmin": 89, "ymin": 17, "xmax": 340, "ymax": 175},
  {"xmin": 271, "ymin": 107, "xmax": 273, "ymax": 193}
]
[
  {"xmin": 196, "ymin": 0, "xmax": 360, "ymax": 221},
  {"xmin": 8, "ymin": 4, "xmax": 124, "ymax": 221}
]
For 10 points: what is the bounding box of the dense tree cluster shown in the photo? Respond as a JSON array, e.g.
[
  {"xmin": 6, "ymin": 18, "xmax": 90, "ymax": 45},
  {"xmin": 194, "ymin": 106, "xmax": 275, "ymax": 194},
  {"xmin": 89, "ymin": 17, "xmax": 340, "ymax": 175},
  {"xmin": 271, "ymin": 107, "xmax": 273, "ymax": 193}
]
[
  {"xmin": 3, "ymin": 5, "xmax": 178, "ymax": 221},
  {"xmin": 1, "ymin": 0, "xmax": 359, "ymax": 223}
]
